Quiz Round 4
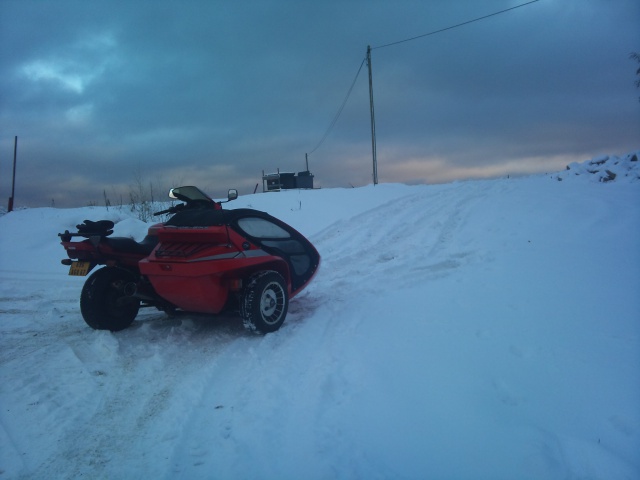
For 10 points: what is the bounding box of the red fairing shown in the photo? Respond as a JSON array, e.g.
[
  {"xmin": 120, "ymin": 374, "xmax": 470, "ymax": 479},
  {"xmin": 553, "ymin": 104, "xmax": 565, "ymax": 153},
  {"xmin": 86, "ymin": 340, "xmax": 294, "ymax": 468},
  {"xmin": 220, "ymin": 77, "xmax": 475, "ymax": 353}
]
[{"xmin": 139, "ymin": 224, "xmax": 289, "ymax": 313}]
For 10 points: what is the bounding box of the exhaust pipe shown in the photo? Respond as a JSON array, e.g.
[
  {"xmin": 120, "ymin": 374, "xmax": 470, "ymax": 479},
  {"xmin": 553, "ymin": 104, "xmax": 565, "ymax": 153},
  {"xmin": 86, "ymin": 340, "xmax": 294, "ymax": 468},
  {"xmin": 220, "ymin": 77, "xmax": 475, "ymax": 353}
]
[{"xmin": 119, "ymin": 280, "xmax": 171, "ymax": 308}]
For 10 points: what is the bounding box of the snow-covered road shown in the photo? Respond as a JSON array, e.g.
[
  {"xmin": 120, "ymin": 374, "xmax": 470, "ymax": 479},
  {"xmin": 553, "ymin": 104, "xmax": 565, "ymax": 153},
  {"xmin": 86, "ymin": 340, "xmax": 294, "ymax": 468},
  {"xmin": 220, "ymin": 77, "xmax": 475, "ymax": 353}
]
[{"xmin": 1, "ymin": 154, "xmax": 639, "ymax": 479}]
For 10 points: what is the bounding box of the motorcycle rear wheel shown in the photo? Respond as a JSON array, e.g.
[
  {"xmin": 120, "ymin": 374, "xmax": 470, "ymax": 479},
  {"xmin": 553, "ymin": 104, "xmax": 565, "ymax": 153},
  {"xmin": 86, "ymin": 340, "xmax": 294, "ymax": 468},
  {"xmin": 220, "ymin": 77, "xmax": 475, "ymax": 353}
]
[{"xmin": 80, "ymin": 267, "xmax": 140, "ymax": 331}]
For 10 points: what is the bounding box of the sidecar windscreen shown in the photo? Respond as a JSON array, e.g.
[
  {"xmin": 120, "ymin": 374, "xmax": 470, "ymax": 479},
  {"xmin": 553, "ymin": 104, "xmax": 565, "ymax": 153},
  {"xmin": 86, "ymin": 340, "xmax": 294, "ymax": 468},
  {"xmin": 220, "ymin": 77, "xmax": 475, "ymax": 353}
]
[{"xmin": 230, "ymin": 210, "xmax": 320, "ymax": 292}]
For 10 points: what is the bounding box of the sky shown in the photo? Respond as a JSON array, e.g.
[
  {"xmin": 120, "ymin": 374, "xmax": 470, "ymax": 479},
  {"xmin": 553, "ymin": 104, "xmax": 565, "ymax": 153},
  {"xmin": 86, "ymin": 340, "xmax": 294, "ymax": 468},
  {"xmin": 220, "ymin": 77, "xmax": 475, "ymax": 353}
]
[{"xmin": 1, "ymin": 0, "xmax": 639, "ymax": 208}]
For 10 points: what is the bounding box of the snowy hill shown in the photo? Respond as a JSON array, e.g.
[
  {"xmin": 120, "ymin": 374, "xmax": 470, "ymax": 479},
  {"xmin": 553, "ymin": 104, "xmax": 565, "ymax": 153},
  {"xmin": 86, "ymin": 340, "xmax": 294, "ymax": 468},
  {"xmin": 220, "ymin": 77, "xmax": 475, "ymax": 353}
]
[{"xmin": 1, "ymin": 153, "xmax": 639, "ymax": 479}]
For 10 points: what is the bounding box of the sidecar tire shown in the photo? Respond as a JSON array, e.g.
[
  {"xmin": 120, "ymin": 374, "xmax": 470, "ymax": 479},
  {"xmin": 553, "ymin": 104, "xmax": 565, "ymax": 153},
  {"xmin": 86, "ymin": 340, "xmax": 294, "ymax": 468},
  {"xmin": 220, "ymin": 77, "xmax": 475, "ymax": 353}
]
[
  {"xmin": 80, "ymin": 267, "xmax": 140, "ymax": 331},
  {"xmin": 241, "ymin": 271, "xmax": 288, "ymax": 334}
]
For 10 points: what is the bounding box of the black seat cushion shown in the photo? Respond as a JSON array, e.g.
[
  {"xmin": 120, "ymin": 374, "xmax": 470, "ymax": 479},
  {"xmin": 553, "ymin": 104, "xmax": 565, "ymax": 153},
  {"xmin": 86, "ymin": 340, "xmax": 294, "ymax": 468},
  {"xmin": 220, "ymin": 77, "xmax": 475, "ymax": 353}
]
[{"xmin": 104, "ymin": 235, "xmax": 158, "ymax": 255}]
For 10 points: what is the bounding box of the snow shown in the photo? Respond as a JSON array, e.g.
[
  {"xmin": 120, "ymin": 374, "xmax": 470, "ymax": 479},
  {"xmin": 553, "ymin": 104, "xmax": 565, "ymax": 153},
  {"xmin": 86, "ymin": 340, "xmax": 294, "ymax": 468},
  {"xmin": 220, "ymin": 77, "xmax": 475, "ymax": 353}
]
[
  {"xmin": 551, "ymin": 151, "xmax": 640, "ymax": 184},
  {"xmin": 1, "ymin": 152, "xmax": 639, "ymax": 479}
]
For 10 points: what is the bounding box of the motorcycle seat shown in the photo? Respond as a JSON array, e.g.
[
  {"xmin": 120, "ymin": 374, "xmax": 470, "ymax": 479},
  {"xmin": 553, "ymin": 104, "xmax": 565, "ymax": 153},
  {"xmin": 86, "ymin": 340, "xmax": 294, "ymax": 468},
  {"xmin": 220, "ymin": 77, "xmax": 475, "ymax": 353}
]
[{"xmin": 104, "ymin": 235, "xmax": 158, "ymax": 255}]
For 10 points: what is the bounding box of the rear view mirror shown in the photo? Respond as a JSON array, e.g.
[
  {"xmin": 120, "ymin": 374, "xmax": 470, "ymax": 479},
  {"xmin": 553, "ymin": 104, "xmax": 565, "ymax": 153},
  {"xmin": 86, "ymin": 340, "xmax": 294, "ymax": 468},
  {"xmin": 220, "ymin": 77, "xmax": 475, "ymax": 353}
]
[{"xmin": 228, "ymin": 189, "xmax": 238, "ymax": 201}]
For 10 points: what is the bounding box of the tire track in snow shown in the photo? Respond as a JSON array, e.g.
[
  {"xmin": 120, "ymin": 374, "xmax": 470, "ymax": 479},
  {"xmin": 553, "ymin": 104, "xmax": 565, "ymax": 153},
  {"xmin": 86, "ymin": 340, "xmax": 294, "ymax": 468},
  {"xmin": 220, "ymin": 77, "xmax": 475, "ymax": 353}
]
[
  {"xmin": 0, "ymin": 181, "xmax": 492, "ymax": 478},
  {"xmin": 147, "ymin": 181, "xmax": 496, "ymax": 479},
  {"xmin": 307, "ymin": 182, "xmax": 488, "ymax": 314},
  {"xmin": 2, "ymin": 297, "xmax": 259, "ymax": 479},
  {"xmin": 23, "ymin": 333, "xmax": 213, "ymax": 477}
]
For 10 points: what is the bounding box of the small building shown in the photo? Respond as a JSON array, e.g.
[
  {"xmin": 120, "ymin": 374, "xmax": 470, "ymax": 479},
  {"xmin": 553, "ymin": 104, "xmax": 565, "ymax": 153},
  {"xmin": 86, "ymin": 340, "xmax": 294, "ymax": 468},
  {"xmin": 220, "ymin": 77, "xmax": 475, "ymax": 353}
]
[
  {"xmin": 262, "ymin": 169, "xmax": 314, "ymax": 192},
  {"xmin": 263, "ymin": 172, "xmax": 282, "ymax": 192},
  {"xmin": 280, "ymin": 172, "xmax": 296, "ymax": 189},
  {"xmin": 296, "ymin": 171, "xmax": 314, "ymax": 189}
]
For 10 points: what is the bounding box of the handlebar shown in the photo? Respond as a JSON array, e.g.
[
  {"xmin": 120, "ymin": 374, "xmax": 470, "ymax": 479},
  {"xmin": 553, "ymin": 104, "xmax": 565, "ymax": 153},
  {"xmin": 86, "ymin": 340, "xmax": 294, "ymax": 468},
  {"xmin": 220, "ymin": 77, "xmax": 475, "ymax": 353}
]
[{"xmin": 153, "ymin": 203, "xmax": 185, "ymax": 216}]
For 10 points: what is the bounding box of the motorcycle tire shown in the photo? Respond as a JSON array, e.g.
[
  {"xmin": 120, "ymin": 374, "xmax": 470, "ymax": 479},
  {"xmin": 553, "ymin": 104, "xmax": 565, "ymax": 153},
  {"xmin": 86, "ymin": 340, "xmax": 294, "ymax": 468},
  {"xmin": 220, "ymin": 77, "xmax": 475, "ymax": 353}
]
[
  {"xmin": 241, "ymin": 271, "xmax": 288, "ymax": 334},
  {"xmin": 80, "ymin": 267, "xmax": 140, "ymax": 331}
]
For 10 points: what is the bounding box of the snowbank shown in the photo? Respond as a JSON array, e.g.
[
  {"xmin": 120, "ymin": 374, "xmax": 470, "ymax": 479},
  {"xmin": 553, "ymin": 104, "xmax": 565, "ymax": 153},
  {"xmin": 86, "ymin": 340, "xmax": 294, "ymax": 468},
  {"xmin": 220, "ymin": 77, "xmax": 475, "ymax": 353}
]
[{"xmin": 551, "ymin": 151, "xmax": 640, "ymax": 183}]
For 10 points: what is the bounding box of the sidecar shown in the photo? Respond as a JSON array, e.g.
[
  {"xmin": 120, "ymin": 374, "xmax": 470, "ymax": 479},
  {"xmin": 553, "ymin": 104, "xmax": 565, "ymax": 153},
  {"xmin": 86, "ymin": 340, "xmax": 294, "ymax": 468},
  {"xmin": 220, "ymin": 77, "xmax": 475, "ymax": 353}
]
[{"xmin": 138, "ymin": 205, "xmax": 321, "ymax": 332}]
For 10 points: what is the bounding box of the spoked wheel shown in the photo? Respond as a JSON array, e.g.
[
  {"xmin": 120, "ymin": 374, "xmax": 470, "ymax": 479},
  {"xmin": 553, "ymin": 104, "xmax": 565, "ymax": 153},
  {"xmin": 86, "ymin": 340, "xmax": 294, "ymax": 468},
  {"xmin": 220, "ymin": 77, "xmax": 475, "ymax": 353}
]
[
  {"xmin": 241, "ymin": 271, "xmax": 289, "ymax": 334},
  {"xmin": 80, "ymin": 267, "xmax": 140, "ymax": 331}
]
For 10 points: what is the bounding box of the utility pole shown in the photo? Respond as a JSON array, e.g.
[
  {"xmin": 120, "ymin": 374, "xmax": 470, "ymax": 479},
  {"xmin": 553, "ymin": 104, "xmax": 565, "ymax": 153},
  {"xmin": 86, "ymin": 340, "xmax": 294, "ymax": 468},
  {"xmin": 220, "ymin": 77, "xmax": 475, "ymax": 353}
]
[
  {"xmin": 367, "ymin": 45, "xmax": 378, "ymax": 185},
  {"xmin": 8, "ymin": 136, "xmax": 17, "ymax": 212}
]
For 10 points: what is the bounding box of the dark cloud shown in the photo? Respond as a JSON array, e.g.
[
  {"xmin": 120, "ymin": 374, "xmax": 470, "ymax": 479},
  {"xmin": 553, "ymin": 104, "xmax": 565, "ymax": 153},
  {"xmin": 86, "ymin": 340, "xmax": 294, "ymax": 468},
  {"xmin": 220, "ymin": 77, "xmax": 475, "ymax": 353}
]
[{"xmin": 1, "ymin": 0, "xmax": 638, "ymax": 207}]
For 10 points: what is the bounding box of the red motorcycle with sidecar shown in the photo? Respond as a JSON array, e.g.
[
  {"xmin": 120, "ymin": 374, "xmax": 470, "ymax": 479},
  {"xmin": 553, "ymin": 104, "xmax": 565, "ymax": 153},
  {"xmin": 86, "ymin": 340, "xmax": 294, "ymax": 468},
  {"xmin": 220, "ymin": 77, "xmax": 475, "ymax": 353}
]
[{"xmin": 58, "ymin": 186, "xmax": 320, "ymax": 333}]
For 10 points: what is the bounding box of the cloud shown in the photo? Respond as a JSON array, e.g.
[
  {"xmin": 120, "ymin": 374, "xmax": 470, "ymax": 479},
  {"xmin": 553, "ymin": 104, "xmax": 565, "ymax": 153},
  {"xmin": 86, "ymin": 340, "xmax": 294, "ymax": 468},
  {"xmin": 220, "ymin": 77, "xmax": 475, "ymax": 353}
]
[
  {"xmin": 18, "ymin": 29, "xmax": 119, "ymax": 94},
  {"xmin": 0, "ymin": 0, "xmax": 638, "ymax": 207},
  {"xmin": 380, "ymin": 153, "xmax": 587, "ymax": 186}
]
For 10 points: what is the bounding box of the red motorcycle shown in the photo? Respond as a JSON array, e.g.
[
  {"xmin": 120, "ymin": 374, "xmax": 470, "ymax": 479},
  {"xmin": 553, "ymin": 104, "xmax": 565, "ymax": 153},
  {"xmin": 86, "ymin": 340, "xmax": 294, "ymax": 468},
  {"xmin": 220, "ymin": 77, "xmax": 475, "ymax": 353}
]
[{"xmin": 59, "ymin": 186, "xmax": 320, "ymax": 333}]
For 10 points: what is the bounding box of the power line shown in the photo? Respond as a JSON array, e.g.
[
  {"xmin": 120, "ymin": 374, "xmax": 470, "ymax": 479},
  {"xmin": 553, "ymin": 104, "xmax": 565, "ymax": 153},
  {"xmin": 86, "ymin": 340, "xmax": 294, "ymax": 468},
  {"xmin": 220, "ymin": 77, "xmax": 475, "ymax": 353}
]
[
  {"xmin": 373, "ymin": 0, "xmax": 541, "ymax": 50},
  {"xmin": 308, "ymin": 57, "xmax": 366, "ymax": 155},
  {"xmin": 308, "ymin": 0, "xmax": 541, "ymax": 159}
]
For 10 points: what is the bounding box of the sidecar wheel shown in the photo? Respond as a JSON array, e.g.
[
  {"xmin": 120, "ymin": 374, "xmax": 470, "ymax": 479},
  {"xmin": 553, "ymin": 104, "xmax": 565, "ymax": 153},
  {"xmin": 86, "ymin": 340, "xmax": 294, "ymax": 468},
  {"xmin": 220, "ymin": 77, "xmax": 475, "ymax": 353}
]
[
  {"xmin": 241, "ymin": 271, "xmax": 288, "ymax": 334},
  {"xmin": 80, "ymin": 267, "xmax": 140, "ymax": 331}
]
